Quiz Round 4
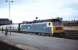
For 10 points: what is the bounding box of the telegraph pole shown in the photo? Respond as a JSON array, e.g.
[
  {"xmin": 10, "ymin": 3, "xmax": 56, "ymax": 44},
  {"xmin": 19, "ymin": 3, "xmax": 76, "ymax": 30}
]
[
  {"xmin": 5, "ymin": 0, "xmax": 14, "ymax": 20},
  {"xmin": 5, "ymin": 0, "xmax": 14, "ymax": 35},
  {"xmin": 9, "ymin": 0, "xmax": 11, "ymax": 20}
]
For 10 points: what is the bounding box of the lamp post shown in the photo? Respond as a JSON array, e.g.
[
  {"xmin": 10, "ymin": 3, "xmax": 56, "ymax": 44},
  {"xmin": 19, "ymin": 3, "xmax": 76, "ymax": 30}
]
[{"xmin": 5, "ymin": 0, "xmax": 14, "ymax": 20}]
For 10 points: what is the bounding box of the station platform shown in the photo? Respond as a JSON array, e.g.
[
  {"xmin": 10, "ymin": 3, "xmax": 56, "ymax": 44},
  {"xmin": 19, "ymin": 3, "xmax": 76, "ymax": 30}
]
[{"xmin": 0, "ymin": 31, "xmax": 78, "ymax": 50}]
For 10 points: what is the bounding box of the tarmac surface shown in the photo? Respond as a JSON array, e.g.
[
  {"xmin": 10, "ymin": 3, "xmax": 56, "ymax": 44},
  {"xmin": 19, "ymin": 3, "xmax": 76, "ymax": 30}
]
[
  {"xmin": 0, "ymin": 41, "xmax": 22, "ymax": 50},
  {"xmin": 0, "ymin": 31, "xmax": 78, "ymax": 50}
]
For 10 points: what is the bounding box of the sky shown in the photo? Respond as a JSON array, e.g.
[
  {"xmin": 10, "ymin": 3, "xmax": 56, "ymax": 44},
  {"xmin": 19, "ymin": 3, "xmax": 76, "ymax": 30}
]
[{"xmin": 0, "ymin": 0, "xmax": 78, "ymax": 23}]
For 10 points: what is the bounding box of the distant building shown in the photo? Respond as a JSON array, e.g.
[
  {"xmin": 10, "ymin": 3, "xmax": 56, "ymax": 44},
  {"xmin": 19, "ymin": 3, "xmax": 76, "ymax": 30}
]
[
  {"xmin": 63, "ymin": 21, "xmax": 78, "ymax": 26},
  {"xmin": 0, "ymin": 18, "xmax": 12, "ymax": 25}
]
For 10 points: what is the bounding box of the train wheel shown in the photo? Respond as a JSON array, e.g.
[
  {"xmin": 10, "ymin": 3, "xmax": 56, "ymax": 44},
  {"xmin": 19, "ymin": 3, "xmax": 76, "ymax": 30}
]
[{"xmin": 35, "ymin": 33, "xmax": 39, "ymax": 35}]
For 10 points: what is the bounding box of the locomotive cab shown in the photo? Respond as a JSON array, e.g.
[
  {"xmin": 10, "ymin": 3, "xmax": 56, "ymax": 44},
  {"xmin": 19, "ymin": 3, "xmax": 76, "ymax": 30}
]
[{"xmin": 50, "ymin": 19, "xmax": 64, "ymax": 37}]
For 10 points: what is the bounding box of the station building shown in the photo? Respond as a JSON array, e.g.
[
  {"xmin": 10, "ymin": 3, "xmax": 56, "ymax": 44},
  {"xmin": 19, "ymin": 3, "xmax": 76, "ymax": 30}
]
[{"xmin": 0, "ymin": 18, "xmax": 12, "ymax": 25}]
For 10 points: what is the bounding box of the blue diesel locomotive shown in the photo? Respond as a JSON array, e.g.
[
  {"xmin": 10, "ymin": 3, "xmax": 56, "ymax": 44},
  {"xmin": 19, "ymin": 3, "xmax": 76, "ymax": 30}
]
[{"xmin": 19, "ymin": 18, "xmax": 64, "ymax": 36}]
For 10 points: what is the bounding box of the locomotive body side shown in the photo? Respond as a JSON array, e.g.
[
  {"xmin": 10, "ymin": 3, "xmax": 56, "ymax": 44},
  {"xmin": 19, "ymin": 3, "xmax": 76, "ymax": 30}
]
[{"xmin": 20, "ymin": 22, "xmax": 52, "ymax": 34}]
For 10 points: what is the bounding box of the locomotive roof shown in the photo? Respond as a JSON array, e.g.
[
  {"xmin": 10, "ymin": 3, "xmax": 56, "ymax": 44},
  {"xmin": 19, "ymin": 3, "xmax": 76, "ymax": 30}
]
[{"xmin": 22, "ymin": 18, "xmax": 61, "ymax": 24}]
